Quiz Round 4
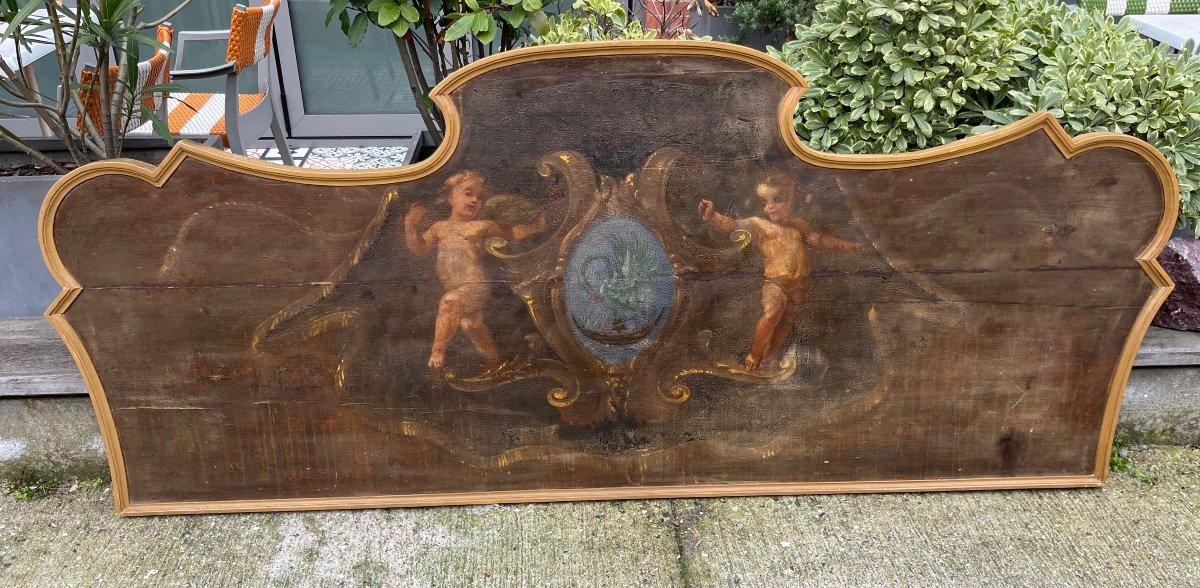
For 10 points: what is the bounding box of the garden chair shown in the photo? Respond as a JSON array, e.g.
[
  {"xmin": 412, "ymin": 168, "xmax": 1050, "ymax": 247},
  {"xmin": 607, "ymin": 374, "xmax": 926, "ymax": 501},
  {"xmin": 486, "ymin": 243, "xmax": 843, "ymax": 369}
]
[
  {"xmin": 1078, "ymin": 0, "xmax": 1200, "ymax": 16},
  {"xmin": 76, "ymin": 24, "xmax": 173, "ymax": 136},
  {"xmin": 76, "ymin": 2, "xmax": 292, "ymax": 164},
  {"xmin": 140, "ymin": 0, "xmax": 293, "ymax": 164}
]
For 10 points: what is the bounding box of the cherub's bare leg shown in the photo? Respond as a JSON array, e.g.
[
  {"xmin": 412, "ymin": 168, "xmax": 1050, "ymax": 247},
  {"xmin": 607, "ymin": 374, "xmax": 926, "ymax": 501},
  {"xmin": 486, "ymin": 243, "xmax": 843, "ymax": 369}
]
[
  {"xmin": 746, "ymin": 283, "xmax": 789, "ymax": 370},
  {"xmin": 460, "ymin": 312, "xmax": 501, "ymax": 371},
  {"xmin": 761, "ymin": 303, "xmax": 798, "ymax": 369},
  {"xmin": 429, "ymin": 290, "xmax": 464, "ymax": 369}
]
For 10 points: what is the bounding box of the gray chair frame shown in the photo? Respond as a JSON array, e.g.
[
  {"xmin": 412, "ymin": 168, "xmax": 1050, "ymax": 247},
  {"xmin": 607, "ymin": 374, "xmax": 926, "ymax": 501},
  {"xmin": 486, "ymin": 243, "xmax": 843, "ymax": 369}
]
[{"xmin": 171, "ymin": 18, "xmax": 293, "ymax": 165}]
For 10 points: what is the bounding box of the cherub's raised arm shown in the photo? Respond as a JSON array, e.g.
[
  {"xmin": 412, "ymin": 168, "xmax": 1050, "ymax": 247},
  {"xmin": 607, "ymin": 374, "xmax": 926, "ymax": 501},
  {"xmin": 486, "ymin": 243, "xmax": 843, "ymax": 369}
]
[
  {"xmin": 404, "ymin": 203, "xmax": 435, "ymax": 256},
  {"xmin": 484, "ymin": 212, "xmax": 547, "ymax": 244},
  {"xmin": 510, "ymin": 212, "xmax": 549, "ymax": 241},
  {"xmin": 805, "ymin": 229, "xmax": 864, "ymax": 253},
  {"xmin": 698, "ymin": 199, "xmax": 736, "ymax": 234}
]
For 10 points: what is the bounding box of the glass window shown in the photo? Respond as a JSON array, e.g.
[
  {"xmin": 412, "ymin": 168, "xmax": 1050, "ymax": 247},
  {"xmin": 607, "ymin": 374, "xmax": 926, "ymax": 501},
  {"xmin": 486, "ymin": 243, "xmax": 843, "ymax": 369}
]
[{"xmin": 288, "ymin": 0, "xmax": 421, "ymax": 115}]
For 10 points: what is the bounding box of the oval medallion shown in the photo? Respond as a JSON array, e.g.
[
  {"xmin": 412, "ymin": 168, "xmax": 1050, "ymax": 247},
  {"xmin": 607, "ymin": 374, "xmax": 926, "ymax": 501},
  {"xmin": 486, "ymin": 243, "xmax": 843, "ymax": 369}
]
[{"xmin": 564, "ymin": 214, "xmax": 676, "ymax": 365}]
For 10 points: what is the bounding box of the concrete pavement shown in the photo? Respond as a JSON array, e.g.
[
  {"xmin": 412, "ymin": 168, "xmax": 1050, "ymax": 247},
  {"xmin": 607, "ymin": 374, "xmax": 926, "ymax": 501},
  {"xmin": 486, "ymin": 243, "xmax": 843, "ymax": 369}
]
[
  {"xmin": 1, "ymin": 394, "xmax": 1198, "ymax": 586},
  {"xmin": 0, "ymin": 446, "xmax": 1196, "ymax": 586}
]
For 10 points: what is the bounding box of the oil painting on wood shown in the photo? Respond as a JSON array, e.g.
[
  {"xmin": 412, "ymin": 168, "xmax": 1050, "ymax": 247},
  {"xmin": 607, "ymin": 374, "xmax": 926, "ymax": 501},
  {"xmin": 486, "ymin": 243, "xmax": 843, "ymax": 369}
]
[{"xmin": 39, "ymin": 42, "xmax": 1176, "ymax": 515}]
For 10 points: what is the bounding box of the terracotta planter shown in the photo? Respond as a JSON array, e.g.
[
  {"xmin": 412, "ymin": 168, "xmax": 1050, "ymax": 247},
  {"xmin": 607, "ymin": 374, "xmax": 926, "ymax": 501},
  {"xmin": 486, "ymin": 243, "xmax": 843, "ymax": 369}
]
[{"xmin": 641, "ymin": 0, "xmax": 692, "ymax": 38}]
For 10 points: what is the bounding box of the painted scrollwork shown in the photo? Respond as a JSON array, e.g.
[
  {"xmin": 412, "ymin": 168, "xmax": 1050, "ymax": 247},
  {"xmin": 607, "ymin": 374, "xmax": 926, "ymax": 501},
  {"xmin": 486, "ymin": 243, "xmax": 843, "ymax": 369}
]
[{"xmin": 454, "ymin": 148, "xmax": 821, "ymax": 425}]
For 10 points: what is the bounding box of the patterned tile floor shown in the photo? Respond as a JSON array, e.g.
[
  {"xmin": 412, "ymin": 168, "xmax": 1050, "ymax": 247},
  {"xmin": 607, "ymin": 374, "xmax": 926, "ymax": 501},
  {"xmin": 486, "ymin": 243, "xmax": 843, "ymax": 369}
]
[{"xmin": 242, "ymin": 145, "xmax": 411, "ymax": 170}]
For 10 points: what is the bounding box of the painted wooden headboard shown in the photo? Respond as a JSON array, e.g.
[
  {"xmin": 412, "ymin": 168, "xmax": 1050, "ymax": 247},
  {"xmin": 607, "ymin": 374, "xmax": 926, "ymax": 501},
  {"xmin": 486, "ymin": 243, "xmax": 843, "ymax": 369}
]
[{"xmin": 40, "ymin": 41, "xmax": 1176, "ymax": 515}]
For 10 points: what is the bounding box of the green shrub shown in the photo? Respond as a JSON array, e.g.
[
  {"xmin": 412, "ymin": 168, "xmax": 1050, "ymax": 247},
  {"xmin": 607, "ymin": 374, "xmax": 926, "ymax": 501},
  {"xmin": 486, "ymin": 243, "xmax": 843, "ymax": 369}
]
[
  {"xmin": 984, "ymin": 1, "xmax": 1200, "ymax": 231},
  {"xmin": 531, "ymin": 0, "xmax": 657, "ymax": 44},
  {"xmin": 774, "ymin": 0, "xmax": 1200, "ymax": 232},
  {"xmin": 779, "ymin": 0, "xmax": 1036, "ymax": 154},
  {"xmin": 725, "ymin": 0, "xmax": 819, "ymax": 41}
]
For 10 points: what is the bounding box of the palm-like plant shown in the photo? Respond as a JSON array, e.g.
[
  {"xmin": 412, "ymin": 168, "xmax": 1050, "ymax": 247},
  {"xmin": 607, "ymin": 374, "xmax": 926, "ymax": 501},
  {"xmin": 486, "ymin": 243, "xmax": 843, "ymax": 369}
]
[{"xmin": 0, "ymin": 0, "xmax": 189, "ymax": 172}]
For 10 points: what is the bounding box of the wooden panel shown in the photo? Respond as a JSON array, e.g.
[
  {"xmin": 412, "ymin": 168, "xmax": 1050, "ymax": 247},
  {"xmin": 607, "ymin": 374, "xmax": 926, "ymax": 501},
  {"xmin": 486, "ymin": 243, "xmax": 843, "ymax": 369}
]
[{"xmin": 39, "ymin": 42, "xmax": 1176, "ymax": 515}]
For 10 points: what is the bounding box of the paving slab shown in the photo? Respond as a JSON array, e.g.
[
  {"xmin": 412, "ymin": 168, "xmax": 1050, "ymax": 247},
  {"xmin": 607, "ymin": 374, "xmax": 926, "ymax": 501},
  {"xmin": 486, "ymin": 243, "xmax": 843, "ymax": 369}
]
[
  {"xmin": 676, "ymin": 446, "xmax": 1200, "ymax": 587},
  {"xmin": 0, "ymin": 447, "xmax": 1196, "ymax": 586},
  {"xmin": 0, "ymin": 397, "xmax": 106, "ymax": 483},
  {"xmin": 1119, "ymin": 367, "xmax": 1200, "ymax": 445},
  {"xmin": 0, "ymin": 493, "xmax": 687, "ymax": 587},
  {"xmin": 0, "ymin": 318, "xmax": 85, "ymax": 398},
  {"xmin": 1134, "ymin": 326, "xmax": 1200, "ymax": 367}
]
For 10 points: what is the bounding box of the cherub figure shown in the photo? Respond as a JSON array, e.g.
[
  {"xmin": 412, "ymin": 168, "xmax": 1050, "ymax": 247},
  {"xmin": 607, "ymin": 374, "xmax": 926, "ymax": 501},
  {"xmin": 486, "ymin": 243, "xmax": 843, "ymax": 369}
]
[
  {"xmin": 405, "ymin": 171, "xmax": 547, "ymax": 370},
  {"xmin": 699, "ymin": 171, "xmax": 864, "ymax": 370}
]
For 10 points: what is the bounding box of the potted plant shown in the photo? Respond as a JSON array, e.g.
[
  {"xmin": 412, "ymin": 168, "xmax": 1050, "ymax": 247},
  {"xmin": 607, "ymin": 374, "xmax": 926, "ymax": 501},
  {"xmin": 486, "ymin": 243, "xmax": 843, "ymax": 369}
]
[
  {"xmin": 324, "ymin": 0, "xmax": 554, "ymax": 148},
  {"xmin": 1, "ymin": 0, "xmax": 188, "ymax": 317},
  {"xmin": 325, "ymin": 0, "xmax": 706, "ymax": 152},
  {"xmin": 533, "ymin": 0, "xmax": 658, "ymax": 43}
]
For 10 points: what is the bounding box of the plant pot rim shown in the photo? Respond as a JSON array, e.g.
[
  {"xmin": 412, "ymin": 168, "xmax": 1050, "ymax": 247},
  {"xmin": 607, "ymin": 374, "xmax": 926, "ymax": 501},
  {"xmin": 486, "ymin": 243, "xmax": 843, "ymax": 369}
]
[{"xmin": 0, "ymin": 174, "xmax": 66, "ymax": 179}]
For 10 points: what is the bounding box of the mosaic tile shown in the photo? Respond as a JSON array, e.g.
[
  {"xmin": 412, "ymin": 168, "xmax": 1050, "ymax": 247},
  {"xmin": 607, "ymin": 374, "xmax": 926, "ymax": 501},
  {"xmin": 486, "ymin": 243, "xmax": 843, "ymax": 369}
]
[{"xmin": 234, "ymin": 146, "xmax": 410, "ymax": 170}]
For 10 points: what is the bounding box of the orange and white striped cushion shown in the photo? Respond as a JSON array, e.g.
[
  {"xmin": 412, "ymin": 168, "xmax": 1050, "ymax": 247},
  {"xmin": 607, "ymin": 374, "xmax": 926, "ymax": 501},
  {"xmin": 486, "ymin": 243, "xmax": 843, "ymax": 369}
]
[
  {"xmin": 148, "ymin": 25, "xmax": 174, "ymax": 110},
  {"xmin": 128, "ymin": 92, "xmax": 265, "ymax": 146},
  {"xmin": 77, "ymin": 25, "xmax": 172, "ymax": 133},
  {"xmin": 227, "ymin": 0, "xmax": 280, "ymax": 73}
]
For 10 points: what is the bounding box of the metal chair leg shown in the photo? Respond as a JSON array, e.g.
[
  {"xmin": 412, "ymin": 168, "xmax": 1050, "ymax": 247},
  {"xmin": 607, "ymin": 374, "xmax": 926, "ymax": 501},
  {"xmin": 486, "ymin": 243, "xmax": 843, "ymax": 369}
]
[
  {"xmin": 224, "ymin": 72, "xmax": 245, "ymax": 156},
  {"xmin": 270, "ymin": 108, "xmax": 294, "ymax": 166}
]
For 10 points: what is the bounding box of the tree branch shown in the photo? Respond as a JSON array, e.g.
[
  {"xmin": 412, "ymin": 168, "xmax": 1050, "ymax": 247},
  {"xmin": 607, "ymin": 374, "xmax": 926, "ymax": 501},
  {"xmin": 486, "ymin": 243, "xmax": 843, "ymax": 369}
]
[
  {"xmin": 0, "ymin": 45, "xmax": 35, "ymax": 101},
  {"xmin": 394, "ymin": 34, "xmax": 442, "ymax": 143},
  {"xmin": 419, "ymin": 2, "xmax": 445, "ymax": 82},
  {"xmin": 403, "ymin": 34, "xmax": 444, "ymax": 132},
  {"xmin": 0, "ymin": 96, "xmax": 59, "ymax": 110},
  {"xmin": 45, "ymin": 3, "xmax": 86, "ymax": 164},
  {"xmin": 96, "ymin": 52, "xmax": 117, "ymax": 156},
  {"xmin": 136, "ymin": 0, "xmax": 193, "ymax": 30}
]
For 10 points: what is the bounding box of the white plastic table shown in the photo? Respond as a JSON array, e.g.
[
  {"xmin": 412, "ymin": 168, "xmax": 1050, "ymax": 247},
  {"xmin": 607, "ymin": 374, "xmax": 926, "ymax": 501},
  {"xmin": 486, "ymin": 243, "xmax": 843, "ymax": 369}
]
[
  {"xmin": 0, "ymin": 9, "xmax": 73, "ymax": 136},
  {"xmin": 1127, "ymin": 14, "xmax": 1200, "ymax": 51}
]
